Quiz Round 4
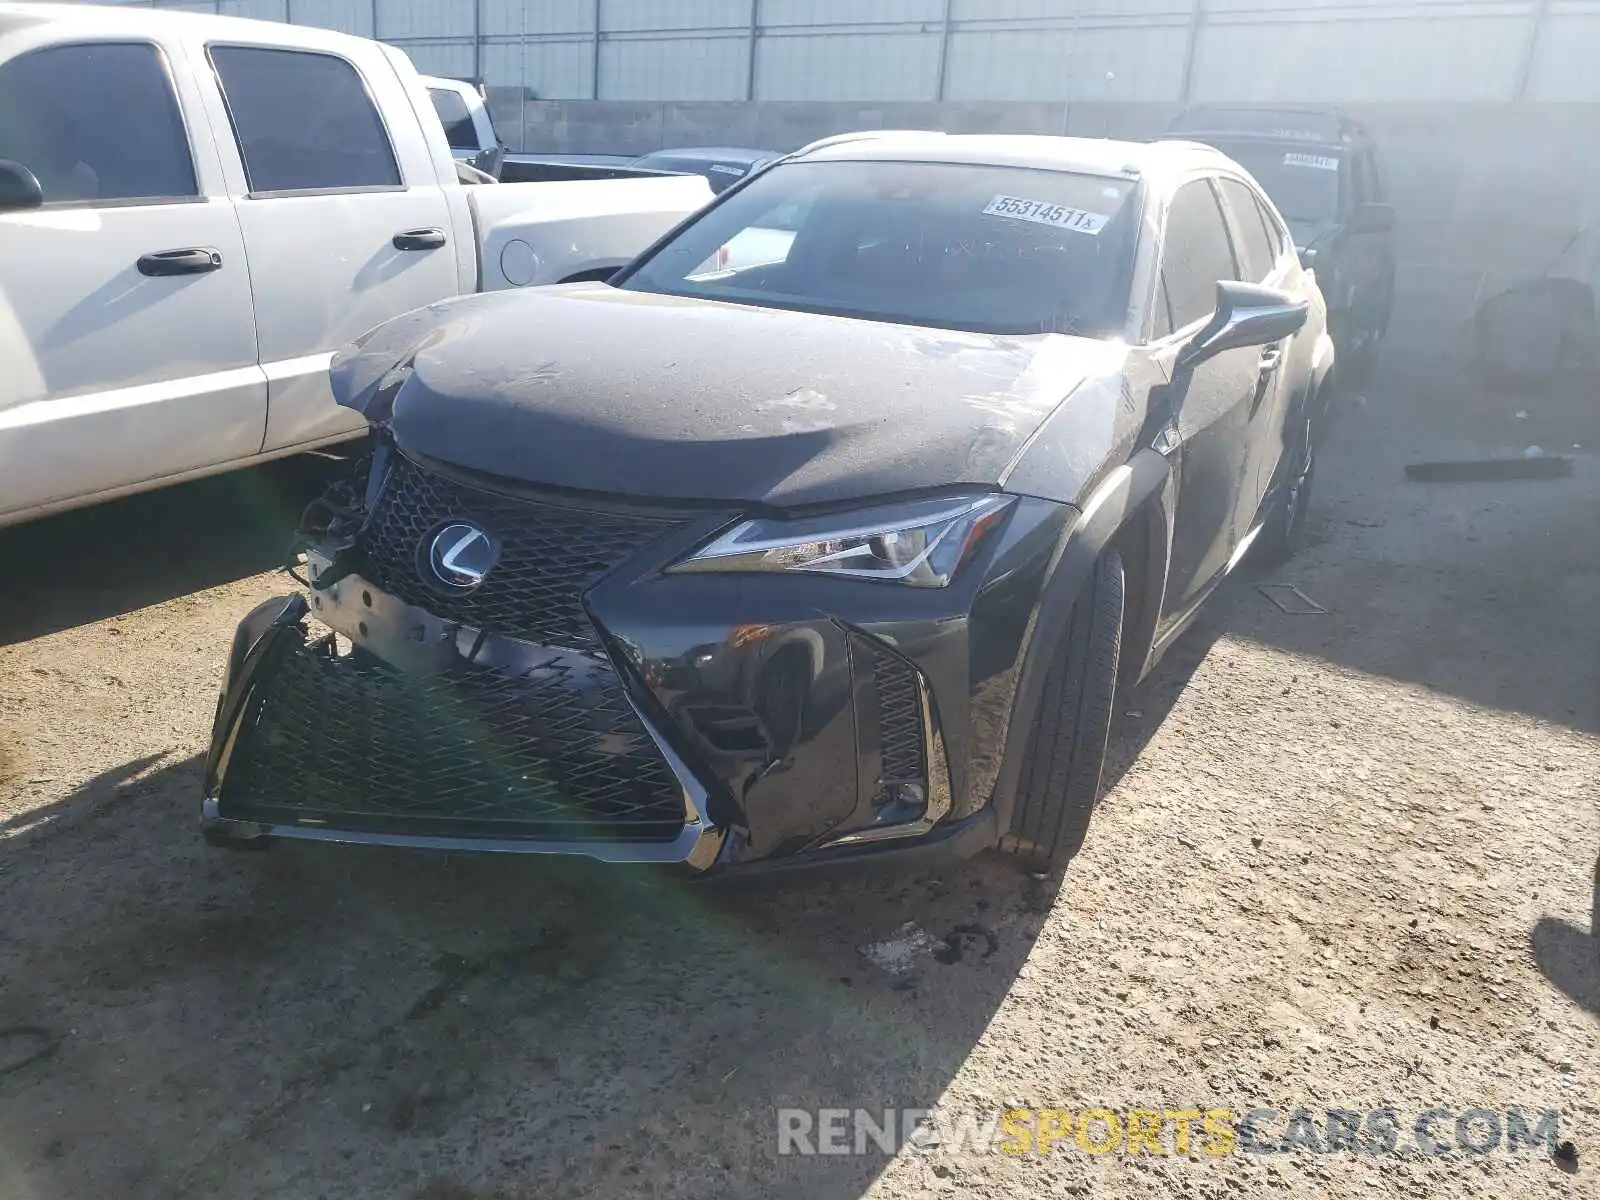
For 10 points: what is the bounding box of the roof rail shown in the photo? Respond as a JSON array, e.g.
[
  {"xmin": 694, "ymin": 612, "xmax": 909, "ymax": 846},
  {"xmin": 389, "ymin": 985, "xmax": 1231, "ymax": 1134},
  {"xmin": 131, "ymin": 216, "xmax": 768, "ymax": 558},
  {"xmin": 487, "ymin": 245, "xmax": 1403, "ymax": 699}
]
[
  {"xmin": 1150, "ymin": 138, "xmax": 1224, "ymax": 153},
  {"xmin": 789, "ymin": 129, "xmax": 946, "ymax": 158}
]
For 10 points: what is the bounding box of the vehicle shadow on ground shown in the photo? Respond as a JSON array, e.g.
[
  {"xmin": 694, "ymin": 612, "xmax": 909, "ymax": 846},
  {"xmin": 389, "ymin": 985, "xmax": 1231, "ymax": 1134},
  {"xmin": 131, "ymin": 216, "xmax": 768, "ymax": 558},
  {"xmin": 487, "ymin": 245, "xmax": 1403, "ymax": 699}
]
[
  {"xmin": 1230, "ymin": 355, "xmax": 1600, "ymax": 737},
  {"xmin": 0, "ymin": 454, "xmax": 345, "ymax": 647},
  {"xmin": 1529, "ymin": 852, "xmax": 1600, "ymax": 1017},
  {"xmin": 0, "ymin": 623, "xmax": 1220, "ymax": 1200}
]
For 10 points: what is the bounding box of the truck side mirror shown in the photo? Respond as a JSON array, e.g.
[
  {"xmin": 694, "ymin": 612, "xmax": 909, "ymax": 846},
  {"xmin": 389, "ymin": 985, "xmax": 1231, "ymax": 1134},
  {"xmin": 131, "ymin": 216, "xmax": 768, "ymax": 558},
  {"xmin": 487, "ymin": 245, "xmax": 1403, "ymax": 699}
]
[{"xmin": 0, "ymin": 159, "xmax": 43, "ymax": 213}]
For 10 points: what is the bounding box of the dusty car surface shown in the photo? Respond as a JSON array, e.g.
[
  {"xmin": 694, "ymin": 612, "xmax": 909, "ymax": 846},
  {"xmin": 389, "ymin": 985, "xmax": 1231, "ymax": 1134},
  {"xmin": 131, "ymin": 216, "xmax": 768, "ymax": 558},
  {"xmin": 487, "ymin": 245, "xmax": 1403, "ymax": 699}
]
[{"xmin": 203, "ymin": 131, "xmax": 1333, "ymax": 876}]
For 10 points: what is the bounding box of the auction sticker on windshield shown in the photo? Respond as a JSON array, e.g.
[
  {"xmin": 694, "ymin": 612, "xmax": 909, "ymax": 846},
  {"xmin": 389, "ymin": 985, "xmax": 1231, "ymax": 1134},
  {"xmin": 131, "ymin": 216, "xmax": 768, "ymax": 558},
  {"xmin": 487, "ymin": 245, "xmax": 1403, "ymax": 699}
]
[
  {"xmin": 1283, "ymin": 153, "xmax": 1339, "ymax": 171},
  {"xmin": 983, "ymin": 195, "xmax": 1109, "ymax": 233}
]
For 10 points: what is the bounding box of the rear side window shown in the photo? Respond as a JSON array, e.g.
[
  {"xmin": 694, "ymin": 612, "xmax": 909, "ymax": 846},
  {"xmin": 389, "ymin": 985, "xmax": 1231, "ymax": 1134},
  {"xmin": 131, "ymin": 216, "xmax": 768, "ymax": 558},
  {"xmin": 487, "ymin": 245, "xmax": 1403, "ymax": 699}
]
[
  {"xmin": 1351, "ymin": 149, "xmax": 1378, "ymax": 205},
  {"xmin": 1161, "ymin": 180, "xmax": 1240, "ymax": 330},
  {"xmin": 1217, "ymin": 177, "xmax": 1278, "ymax": 282},
  {"xmin": 1254, "ymin": 193, "xmax": 1289, "ymax": 251},
  {"xmin": 428, "ymin": 87, "xmax": 477, "ymax": 151},
  {"xmin": 210, "ymin": 46, "xmax": 400, "ymax": 194},
  {"xmin": 1367, "ymin": 147, "xmax": 1389, "ymax": 201},
  {"xmin": 0, "ymin": 42, "xmax": 196, "ymax": 206}
]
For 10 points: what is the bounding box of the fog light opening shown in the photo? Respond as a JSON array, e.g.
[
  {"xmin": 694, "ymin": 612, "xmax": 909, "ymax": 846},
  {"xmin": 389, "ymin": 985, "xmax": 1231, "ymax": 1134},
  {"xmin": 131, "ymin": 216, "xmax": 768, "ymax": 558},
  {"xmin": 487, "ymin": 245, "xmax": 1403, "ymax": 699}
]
[{"xmin": 874, "ymin": 779, "xmax": 927, "ymax": 826}]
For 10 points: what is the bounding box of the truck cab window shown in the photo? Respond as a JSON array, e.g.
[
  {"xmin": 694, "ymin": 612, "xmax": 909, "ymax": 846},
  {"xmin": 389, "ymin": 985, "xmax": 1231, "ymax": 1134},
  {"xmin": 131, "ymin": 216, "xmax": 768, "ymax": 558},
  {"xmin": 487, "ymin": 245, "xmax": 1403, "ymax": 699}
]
[
  {"xmin": 209, "ymin": 45, "xmax": 400, "ymax": 194},
  {"xmin": 0, "ymin": 41, "xmax": 197, "ymax": 206},
  {"xmin": 428, "ymin": 87, "xmax": 478, "ymax": 151}
]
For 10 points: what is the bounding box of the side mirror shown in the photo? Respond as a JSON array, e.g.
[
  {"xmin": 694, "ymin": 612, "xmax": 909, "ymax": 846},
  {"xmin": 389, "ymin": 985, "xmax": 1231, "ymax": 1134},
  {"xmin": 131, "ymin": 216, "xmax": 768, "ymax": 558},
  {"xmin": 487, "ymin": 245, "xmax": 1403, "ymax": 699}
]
[
  {"xmin": 0, "ymin": 159, "xmax": 43, "ymax": 212},
  {"xmin": 1353, "ymin": 201, "xmax": 1394, "ymax": 234},
  {"xmin": 1177, "ymin": 280, "xmax": 1309, "ymax": 371},
  {"xmin": 1297, "ymin": 245, "xmax": 1319, "ymax": 271}
]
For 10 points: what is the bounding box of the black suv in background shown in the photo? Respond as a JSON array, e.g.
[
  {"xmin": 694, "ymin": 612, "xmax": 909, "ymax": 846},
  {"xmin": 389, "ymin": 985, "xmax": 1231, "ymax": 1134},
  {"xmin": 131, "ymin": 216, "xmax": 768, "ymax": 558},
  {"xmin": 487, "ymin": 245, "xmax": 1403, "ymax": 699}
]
[{"xmin": 1166, "ymin": 106, "xmax": 1396, "ymax": 382}]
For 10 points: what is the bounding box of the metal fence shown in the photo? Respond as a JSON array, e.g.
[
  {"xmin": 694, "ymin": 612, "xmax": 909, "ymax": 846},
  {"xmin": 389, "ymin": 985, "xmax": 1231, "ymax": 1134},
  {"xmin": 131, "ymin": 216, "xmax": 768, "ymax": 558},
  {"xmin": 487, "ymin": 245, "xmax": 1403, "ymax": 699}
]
[{"xmin": 119, "ymin": 0, "xmax": 1600, "ymax": 103}]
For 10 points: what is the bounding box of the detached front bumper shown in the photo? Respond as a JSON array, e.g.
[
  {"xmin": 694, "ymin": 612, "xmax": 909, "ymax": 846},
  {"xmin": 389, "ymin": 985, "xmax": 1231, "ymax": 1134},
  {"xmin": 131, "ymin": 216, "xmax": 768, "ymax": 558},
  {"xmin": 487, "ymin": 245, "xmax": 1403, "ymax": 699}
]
[
  {"xmin": 203, "ymin": 586, "xmax": 726, "ymax": 870},
  {"xmin": 203, "ymin": 451, "xmax": 1071, "ymax": 875}
]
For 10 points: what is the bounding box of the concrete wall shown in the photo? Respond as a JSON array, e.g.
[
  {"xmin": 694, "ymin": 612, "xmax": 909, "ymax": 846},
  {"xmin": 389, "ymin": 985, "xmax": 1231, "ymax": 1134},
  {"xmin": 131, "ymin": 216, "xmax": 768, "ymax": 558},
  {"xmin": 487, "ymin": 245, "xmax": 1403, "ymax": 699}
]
[{"xmin": 489, "ymin": 95, "xmax": 1600, "ymax": 360}]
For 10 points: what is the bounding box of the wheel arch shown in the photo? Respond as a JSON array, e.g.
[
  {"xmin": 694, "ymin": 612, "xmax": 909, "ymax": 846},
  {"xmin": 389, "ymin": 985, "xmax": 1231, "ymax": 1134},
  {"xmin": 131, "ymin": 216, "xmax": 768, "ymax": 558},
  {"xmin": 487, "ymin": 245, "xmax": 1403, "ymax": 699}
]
[
  {"xmin": 988, "ymin": 449, "xmax": 1171, "ymax": 839},
  {"xmin": 1109, "ymin": 487, "xmax": 1171, "ymax": 693},
  {"xmin": 1300, "ymin": 329, "xmax": 1336, "ymax": 426}
]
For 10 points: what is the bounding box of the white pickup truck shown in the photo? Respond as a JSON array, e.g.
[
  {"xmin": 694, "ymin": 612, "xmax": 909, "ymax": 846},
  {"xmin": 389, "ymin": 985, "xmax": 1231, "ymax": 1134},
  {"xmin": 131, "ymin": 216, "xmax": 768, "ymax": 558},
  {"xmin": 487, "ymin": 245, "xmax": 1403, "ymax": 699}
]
[{"xmin": 0, "ymin": 2, "xmax": 713, "ymax": 527}]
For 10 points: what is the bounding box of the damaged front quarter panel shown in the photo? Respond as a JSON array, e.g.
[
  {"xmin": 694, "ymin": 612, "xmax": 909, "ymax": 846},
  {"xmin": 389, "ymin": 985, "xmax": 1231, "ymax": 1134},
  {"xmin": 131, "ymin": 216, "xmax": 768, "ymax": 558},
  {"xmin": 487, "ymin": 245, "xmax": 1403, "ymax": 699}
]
[{"xmin": 328, "ymin": 295, "xmax": 482, "ymax": 422}]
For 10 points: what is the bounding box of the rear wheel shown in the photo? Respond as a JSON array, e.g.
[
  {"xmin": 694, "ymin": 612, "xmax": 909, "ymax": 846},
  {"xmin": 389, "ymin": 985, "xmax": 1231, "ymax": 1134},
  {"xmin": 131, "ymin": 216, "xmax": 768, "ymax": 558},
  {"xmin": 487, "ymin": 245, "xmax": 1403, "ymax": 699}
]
[
  {"xmin": 1336, "ymin": 286, "xmax": 1391, "ymax": 389},
  {"xmin": 999, "ymin": 551, "xmax": 1124, "ymax": 871},
  {"xmin": 1254, "ymin": 413, "xmax": 1316, "ymax": 567}
]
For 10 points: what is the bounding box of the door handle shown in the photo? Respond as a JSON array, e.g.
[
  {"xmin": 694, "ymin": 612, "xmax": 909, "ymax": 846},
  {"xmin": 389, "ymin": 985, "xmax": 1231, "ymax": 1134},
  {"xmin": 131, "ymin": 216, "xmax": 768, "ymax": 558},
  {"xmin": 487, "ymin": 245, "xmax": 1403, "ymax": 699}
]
[
  {"xmin": 137, "ymin": 247, "xmax": 222, "ymax": 277},
  {"xmin": 393, "ymin": 227, "xmax": 446, "ymax": 251},
  {"xmin": 1250, "ymin": 344, "xmax": 1284, "ymax": 418}
]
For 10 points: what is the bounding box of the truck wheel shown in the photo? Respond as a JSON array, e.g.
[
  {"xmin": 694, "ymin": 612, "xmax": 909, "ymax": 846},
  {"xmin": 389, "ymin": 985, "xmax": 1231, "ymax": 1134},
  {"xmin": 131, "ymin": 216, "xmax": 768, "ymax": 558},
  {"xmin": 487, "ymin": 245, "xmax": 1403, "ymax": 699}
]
[
  {"xmin": 1254, "ymin": 413, "xmax": 1315, "ymax": 567},
  {"xmin": 999, "ymin": 550, "xmax": 1124, "ymax": 871}
]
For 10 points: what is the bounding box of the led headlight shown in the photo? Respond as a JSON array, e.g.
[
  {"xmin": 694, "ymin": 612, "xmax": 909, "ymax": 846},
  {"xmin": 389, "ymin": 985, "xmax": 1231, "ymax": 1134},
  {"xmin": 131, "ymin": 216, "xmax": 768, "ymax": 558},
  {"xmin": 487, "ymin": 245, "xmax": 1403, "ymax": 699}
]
[{"xmin": 670, "ymin": 494, "xmax": 1013, "ymax": 587}]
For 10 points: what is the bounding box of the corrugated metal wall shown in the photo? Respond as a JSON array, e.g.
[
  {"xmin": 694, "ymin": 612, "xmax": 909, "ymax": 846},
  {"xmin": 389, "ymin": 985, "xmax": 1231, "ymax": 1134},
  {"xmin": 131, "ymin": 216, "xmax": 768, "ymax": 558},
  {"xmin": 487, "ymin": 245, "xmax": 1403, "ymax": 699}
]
[{"xmin": 116, "ymin": 0, "xmax": 1600, "ymax": 102}]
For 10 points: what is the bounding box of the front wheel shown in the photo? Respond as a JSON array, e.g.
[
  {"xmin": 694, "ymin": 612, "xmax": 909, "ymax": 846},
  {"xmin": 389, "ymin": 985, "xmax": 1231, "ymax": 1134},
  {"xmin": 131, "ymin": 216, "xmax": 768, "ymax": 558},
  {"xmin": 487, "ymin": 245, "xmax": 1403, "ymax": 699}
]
[{"xmin": 999, "ymin": 550, "xmax": 1124, "ymax": 871}]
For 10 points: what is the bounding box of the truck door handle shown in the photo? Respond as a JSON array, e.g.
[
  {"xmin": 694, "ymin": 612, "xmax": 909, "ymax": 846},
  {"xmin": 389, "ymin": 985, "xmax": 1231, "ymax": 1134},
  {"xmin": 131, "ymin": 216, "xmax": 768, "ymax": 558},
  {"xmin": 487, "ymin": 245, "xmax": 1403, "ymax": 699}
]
[
  {"xmin": 393, "ymin": 228, "xmax": 446, "ymax": 251},
  {"xmin": 1257, "ymin": 345, "xmax": 1283, "ymax": 375},
  {"xmin": 137, "ymin": 247, "xmax": 222, "ymax": 277}
]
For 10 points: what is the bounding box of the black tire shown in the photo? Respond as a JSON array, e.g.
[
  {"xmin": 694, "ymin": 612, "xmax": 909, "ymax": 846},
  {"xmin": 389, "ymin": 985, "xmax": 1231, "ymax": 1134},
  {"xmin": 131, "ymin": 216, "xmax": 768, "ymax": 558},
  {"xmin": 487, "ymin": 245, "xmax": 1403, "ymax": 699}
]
[
  {"xmin": 999, "ymin": 550, "xmax": 1124, "ymax": 871},
  {"xmin": 1254, "ymin": 412, "xmax": 1316, "ymax": 567}
]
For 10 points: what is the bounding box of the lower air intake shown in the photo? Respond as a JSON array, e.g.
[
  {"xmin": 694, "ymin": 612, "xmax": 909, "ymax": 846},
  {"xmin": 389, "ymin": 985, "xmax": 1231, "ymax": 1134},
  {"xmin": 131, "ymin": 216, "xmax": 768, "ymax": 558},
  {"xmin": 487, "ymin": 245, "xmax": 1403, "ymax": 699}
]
[{"xmin": 219, "ymin": 632, "xmax": 686, "ymax": 842}]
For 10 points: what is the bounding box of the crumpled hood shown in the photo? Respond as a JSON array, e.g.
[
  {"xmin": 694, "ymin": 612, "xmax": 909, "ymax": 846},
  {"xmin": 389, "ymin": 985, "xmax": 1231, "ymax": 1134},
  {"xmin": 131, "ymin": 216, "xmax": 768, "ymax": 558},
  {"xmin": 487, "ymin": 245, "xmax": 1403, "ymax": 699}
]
[{"xmin": 331, "ymin": 285, "xmax": 1128, "ymax": 508}]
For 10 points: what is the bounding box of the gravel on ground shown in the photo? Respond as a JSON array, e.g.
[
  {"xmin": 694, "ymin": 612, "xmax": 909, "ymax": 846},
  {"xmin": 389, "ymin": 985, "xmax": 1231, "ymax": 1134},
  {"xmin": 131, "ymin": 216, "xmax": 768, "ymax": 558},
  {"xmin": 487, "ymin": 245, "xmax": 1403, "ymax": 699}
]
[{"xmin": 0, "ymin": 360, "xmax": 1595, "ymax": 1199}]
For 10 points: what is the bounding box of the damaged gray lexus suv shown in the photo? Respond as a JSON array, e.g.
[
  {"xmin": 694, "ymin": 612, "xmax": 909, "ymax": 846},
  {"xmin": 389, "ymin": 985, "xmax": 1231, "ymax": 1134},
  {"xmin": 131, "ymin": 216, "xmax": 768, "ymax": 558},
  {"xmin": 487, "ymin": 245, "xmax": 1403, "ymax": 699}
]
[{"xmin": 202, "ymin": 132, "xmax": 1333, "ymax": 877}]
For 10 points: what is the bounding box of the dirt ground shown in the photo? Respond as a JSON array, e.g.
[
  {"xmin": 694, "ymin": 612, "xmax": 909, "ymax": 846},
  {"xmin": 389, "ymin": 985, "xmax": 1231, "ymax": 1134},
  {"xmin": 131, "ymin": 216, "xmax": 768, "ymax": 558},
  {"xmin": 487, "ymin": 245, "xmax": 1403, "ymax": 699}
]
[{"xmin": 0, "ymin": 349, "xmax": 1596, "ymax": 1200}]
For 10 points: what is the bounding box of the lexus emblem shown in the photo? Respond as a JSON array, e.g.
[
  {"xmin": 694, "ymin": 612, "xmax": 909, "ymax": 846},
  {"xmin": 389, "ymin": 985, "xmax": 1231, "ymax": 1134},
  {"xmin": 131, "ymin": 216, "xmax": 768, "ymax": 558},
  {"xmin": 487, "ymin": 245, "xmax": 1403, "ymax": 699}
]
[{"xmin": 422, "ymin": 521, "xmax": 498, "ymax": 593}]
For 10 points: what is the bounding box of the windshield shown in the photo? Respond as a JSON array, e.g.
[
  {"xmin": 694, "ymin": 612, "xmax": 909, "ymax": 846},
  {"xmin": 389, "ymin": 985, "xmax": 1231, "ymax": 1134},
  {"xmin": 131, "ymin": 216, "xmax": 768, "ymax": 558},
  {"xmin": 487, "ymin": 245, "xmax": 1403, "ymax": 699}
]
[
  {"xmin": 1203, "ymin": 139, "xmax": 1342, "ymax": 224},
  {"xmin": 619, "ymin": 159, "xmax": 1139, "ymax": 336}
]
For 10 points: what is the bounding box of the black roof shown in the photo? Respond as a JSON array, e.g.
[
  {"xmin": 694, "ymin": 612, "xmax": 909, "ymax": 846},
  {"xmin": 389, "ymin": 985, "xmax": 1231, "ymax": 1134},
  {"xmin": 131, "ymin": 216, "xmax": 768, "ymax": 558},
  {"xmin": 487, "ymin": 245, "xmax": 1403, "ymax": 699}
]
[{"xmin": 1165, "ymin": 106, "xmax": 1369, "ymax": 148}]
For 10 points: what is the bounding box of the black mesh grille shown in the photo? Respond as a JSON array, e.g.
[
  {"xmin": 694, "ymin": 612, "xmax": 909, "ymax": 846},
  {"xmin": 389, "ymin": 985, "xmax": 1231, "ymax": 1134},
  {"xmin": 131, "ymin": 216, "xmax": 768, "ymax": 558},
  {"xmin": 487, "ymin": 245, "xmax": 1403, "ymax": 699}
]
[
  {"xmin": 873, "ymin": 653, "xmax": 926, "ymax": 791},
  {"xmin": 219, "ymin": 635, "xmax": 685, "ymax": 841},
  {"xmin": 361, "ymin": 454, "xmax": 688, "ymax": 649}
]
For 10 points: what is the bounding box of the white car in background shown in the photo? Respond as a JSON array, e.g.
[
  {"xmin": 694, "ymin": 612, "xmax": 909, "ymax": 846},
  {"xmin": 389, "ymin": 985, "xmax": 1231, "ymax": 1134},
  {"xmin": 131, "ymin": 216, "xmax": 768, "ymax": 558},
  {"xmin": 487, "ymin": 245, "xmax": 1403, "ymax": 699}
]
[{"xmin": 0, "ymin": 3, "xmax": 712, "ymax": 528}]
